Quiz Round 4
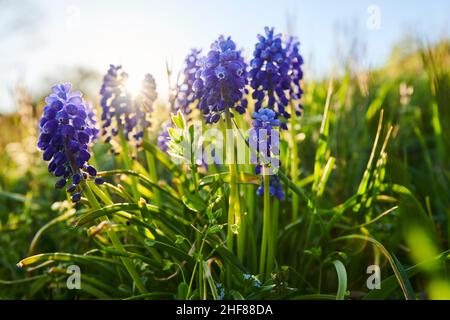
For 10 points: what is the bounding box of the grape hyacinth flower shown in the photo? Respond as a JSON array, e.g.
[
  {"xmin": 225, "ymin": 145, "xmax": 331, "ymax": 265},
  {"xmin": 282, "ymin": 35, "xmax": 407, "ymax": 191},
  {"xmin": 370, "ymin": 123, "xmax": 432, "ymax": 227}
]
[
  {"xmin": 216, "ymin": 283, "xmax": 225, "ymax": 300},
  {"xmin": 256, "ymin": 175, "xmax": 284, "ymax": 200},
  {"xmin": 249, "ymin": 27, "xmax": 289, "ymax": 126},
  {"xmin": 37, "ymin": 83, "xmax": 102, "ymax": 202},
  {"xmin": 249, "ymin": 27, "xmax": 304, "ymax": 129},
  {"xmin": 250, "ymin": 108, "xmax": 284, "ymax": 200},
  {"xmin": 174, "ymin": 48, "xmax": 201, "ymax": 115},
  {"xmin": 100, "ymin": 65, "xmax": 158, "ymax": 147},
  {"xmin": 193, "ymin": 36, "xmax": 248, "ymax": 124},
  {"xmin": 85, "ymin": 101, "xmax": 100, "ymax": 143},
  {"xmin": 285, "ymin": 36, "xmax": 304, "ymax": 116},
  {"xmin": 99, "ymin": 64, "xmax": 132, "ymax": 142},
  {"xmin": 251, "ymin": 108, "xmax": 280, "ymax": 173},
  {"xmin": 157, "ymin": 121, "xmax": 171, "ymax": 153},
  {"xmin": 243, "ymin": 274, "xmax": 263, "ymax": 288},
  {"xmin": 133, "ymin": 73, "xmax": 158, "ymax": 142}
]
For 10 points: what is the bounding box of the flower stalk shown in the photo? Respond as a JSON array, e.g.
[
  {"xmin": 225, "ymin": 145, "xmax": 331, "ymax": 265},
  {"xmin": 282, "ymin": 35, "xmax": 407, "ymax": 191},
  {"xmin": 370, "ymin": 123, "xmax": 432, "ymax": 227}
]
[
  {"xmin": 290, "ymin": 101, "xmax": 300, "ymax": 221},
  {"xmin": 118, "ymin": 128, "xmax": 139, "ymax": 201},
  {"xmin": 144, "ymin": 129, "xmax": 161, "ymax": 206},
  {"xmin": 224, "ymin": 107, "xmax": 241, "ymax": 255},
  {"xmin": 259, "ymin": 166, "xmax": 271, "ymax": 279}
]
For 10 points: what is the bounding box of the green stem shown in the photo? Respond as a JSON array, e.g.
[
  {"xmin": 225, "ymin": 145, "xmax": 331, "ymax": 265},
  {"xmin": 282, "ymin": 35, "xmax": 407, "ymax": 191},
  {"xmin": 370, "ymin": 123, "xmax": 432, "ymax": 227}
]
[
  {"xmin": 192, "ymin": 166, "xmax": 199, "ymax": 191},
  {"xmin": 267, "ymin": 198, "xmax": 279, "ymax": 277},
  {"xmin": 246, "ymin": 180, "xmax": 257, "ymax": 273},
  {"xmin": 224, "ymin": 109, "xmax": 241, "ymax": 255},
  {"xmin": 259, "ymin": 169, "xmax": 271, "ymax": 279},
  {"xmin": 289, "ymin": 102, "xmax": 300, "ymax": 221},
  {"xmin": 231, "ymin": 118, "xmax": 314, "ymax": 208},
  {"xmin": 234, "ymin": 115, "xmax": 250, "ymax": 264},
  {"xmin": 237, "ymin": 205, "xmax": 246, "ymax": 262},
  {"xmin": 144, "ymin": 131, "xmax": 161, "ymax": 206},
  {"xmin": 224, "ymin": 108, "xmax": 242, "ymax": 288},
  {"xmin": 81, "ymin": 180, "xmax": 147, "ymax": 294},
  {"xmin": 189, "ymin": 143, "xmax": 199, "ymax": 192},
  {"xmin": 118, "ymin": 129, "xmax": 139, "ymax": 201},
  {"xmin": 186, "ymin": 229, "xmax": 208, "ymax": 299}
]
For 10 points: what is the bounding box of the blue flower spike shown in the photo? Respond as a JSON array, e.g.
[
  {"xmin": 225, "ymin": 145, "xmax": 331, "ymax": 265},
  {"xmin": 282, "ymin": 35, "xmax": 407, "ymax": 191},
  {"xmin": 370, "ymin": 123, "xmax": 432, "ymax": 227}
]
[
  {"xmin": 37, "ymin": 83, "xmax": 99, "ymax": 202},
  {"xmin": 193, "ymin": 36, "xmax": 248, "ymax": 124}
]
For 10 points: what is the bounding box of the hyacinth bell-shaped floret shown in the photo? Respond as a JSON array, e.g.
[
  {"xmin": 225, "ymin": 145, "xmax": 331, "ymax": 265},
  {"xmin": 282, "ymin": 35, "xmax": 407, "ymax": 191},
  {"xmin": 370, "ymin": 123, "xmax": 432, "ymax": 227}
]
[
  {"xmin": 174, "ymin": 48, "xmax": 202, "ymax": 115},
  {"xmin": 193, "ymin": 36, "xmax": 248, "ymax": 124},
  {"xmin": 249, "ymin": 108, "xmax": 284, "ymax": 200},
  {"xmin": 252, "ymin": 108, "xmax": 281, "ymax": 130},
  {"xmin": 250, "ymin": 27, "xmax": 304, "ymax": 129},
  {"xmin": 37, "ymin": 83, "xmax": 103, "ymax": 202},
  {"xmin": 285, "ymin": 36, "xmax": 304, "ymax": 116}
]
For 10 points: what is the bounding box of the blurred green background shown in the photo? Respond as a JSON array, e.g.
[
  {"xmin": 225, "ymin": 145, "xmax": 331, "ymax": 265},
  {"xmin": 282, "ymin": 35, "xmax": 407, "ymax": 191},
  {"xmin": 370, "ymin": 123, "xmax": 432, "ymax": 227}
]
[{"xmin": 0, "ymin": 0, "xmax": 449, "ymax": 299}]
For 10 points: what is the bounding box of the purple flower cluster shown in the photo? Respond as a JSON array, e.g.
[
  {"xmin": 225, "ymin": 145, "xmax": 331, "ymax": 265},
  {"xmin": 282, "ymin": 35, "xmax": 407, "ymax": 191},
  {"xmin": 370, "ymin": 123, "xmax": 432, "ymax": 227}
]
[
  {"xmin": 193, "ymin": 36, "xmax": 248, "ymax": 124},
  {"xmin": 251, "ymin": 108, "xmax": 280, "ymax": 170},
  {"xmin": 85, "ymin": 101, "xmax": 99, "ymax": 143},
  {"xmin": 250, "ymin": 108, "xmax": 284, "ymax": 200},
  {"xmin": 100, "ymin": 65, "xmax": 132, "ymax": 142},
  {"xmin": 134, "ymin": 74, "xmax": 158, "ymax": 142},
  {"xmin": 249, "ymin": 27, "xmax": 304, "ymax": 129},
  {"xmin": 100, "ymin": 65, "xmax": 157, "ymax": 146},
  {"xmin": 256, "ymin": 175, "xmax": 284, "ymax": 200},
  {"xmin": 157, "ymin": 121, "xmax": 171, "ymax": 152},
  {"xmin": 285, "ymin": 37, "xmax": 304, "ymax": 116},
  {"xmin": 37, "ymin": 83, "xmax": 103, "ymax": 202},
  {"xmin": 174, "ymin": 49, "xmax": 202, "ymax": 115}
]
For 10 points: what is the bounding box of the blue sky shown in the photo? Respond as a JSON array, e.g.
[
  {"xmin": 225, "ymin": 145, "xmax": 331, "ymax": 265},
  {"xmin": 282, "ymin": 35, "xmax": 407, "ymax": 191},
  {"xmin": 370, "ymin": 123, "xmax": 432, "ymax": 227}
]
[{"xmin": 1, "ymin": 0, "xmax": 449, "ymax": 113}]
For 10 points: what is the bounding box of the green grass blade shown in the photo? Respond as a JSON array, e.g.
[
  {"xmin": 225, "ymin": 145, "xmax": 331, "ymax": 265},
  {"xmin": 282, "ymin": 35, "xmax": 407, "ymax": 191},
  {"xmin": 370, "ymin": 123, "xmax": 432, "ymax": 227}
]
[
  {"xmin": 332, "ymin": 234, "xmax": 416, "ymax": 300},
  {"xmin": 332, "ymin": 260, "xmax": 348, "ymax": 300}
]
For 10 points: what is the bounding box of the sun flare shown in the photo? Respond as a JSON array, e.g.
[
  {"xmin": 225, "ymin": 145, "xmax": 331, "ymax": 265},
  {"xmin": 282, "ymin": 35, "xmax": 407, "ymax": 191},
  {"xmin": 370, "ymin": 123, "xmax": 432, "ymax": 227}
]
[{"xmin": 126, "ymin": 76, "xmax": 143, "ymax": 99}]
